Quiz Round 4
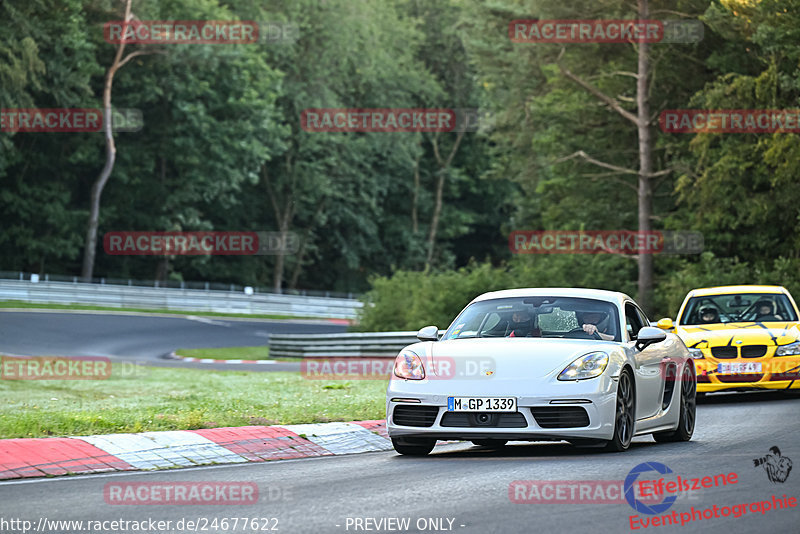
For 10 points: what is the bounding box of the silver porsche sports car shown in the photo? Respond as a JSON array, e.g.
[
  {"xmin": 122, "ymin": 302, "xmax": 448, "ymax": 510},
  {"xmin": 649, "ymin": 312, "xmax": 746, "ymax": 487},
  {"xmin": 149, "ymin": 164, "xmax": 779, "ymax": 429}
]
[{"xmin": 386, "ymin": 288, "xmax": 696, "ymax": 455}]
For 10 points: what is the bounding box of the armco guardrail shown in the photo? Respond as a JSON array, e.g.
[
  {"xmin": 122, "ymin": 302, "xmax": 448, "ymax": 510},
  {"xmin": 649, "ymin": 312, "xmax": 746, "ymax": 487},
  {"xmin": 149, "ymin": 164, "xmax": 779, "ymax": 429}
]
[
  {"xmin": 0, "ymin": 279, "xmax": 361, "ymax": 319},
  {"xmin": 268, "ymin": 331, "xmax": 445, "ymax": 358}
]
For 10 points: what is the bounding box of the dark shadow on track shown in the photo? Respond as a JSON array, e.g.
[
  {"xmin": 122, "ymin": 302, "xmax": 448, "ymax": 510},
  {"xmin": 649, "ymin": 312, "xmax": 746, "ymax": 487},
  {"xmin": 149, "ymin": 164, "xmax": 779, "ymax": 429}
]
[
  {"xmin": 697, "ymin": 389, "xmax": 800, "ymax": 405},
  {"xmin": 389, "ymin": 439, "xmax": 668, "ymax": 461}
]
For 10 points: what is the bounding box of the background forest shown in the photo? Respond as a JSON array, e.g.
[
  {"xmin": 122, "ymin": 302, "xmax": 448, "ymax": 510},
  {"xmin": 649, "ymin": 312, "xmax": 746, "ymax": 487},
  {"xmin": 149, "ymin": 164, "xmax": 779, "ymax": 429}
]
[{"xmin": 1, "ymin": 0, "xmax": 798, "ymax": 326}]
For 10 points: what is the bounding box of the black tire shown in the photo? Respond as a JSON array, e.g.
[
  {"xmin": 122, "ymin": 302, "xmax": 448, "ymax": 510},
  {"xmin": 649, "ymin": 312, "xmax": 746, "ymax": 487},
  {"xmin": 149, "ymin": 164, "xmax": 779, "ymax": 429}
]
[
  {"xmin": 604, "ymin": 367, "xmax": 635, "ymax": 452},
  {"xmin": 471, "ymin": 439, "xmax": 508, "ymax": 448},
  {"xmin": 653, "ymin": 364, "xmax": 696, "ymax": 443},
  {"xmin": 392, "ymin": 437, "xmax": 436, "ymax": 456}
]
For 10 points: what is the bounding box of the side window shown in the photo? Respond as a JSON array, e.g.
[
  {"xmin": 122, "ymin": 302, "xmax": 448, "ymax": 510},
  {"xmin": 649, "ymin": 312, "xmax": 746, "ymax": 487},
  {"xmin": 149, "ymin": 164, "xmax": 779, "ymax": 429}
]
[
  {"xmin": 625, "ymin": 303, "xmax": 643, "ymax": 341},
  {"xmin": 478, "ymin": 312, "xmax": 502, "ymax": 336},
  {"xmin": 636, "ymin": 306, "xmax": 650, "ymax": 329}
]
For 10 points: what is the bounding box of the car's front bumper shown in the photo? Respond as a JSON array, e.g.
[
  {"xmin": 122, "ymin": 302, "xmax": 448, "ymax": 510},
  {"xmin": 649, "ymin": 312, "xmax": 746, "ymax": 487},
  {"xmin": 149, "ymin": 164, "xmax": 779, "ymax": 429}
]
[
  {"xmin": 695, "ymin": 356, "xmax": 800, "ymax": 392},
  {"xmin": 386, "ymin": 374, "xmax": 619, "ymax": 441}
]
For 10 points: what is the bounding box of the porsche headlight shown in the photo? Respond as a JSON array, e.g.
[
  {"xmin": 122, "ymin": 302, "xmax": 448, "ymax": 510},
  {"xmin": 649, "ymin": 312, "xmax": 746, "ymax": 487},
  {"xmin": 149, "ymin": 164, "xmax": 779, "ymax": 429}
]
[
  {"xmin": 394, "ymin": 351, "xmax": 425, "ymax": 380},
  {"xmin": 688, "ymin": 348, "xmax": 705, "ymax": 360},
  {"xmin": 558, "ymin": 352, "xmax": 609, "ymax": 381},
  {"xmin": 775, "ymin": 341, "xmax": 800, "ymax": 357}
]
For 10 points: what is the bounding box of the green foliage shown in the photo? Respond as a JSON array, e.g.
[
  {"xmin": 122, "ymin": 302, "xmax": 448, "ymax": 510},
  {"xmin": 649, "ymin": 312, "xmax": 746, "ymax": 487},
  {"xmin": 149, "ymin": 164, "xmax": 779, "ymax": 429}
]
[
  {"xmin": 1, "ymin": 0, "xmax": 799, "ymax": 317},
  {"xmin": 359, "ymin": 251, "xmax": 800, "ymax": 331},
  {"xmin": 672, "ymin": 0, "xmax": 800, "ymax": 258},
  {"xmin": 356, "ymin": 262, "xmax": 510, "ymax": 331},
  {"xmin": 357, "ymin": 254, "xmax": 638, "ymax": 331}
]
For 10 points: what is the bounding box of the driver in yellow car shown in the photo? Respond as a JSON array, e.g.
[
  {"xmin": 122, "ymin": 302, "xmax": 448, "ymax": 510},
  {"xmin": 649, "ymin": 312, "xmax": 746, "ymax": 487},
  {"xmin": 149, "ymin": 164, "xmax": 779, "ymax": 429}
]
[
  {"xmin": 699, "ymin": 307, "xmax": 720, "ymax": 324},
  {"xmin": 755, "ymin": 300, "xmax": 783, "ymax": 322}
]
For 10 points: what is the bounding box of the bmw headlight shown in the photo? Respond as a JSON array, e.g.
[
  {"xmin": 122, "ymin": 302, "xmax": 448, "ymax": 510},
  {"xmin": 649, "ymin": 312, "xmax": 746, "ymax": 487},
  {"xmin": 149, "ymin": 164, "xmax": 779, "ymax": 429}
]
[
  {"xmin": 558, "ymin": 352, "xmax": 609, "ymax": 381},
  {"xmin": 394, "ymin": 351, "xmax": 425, "ymax": 380},
  {"xmin": 775, "ymin": 341, "xmax": 800, "ymax": 357},
  {"xmin": 688, "ymin": 348, "xmax": 705, "ymax": 359}
]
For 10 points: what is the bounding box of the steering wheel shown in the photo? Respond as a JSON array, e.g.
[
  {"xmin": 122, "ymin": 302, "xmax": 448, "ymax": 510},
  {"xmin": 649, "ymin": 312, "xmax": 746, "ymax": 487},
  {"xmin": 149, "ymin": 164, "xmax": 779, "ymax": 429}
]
[{"xmin": 564, "ymin": 327, "xmax": 602, "ymax": 340}]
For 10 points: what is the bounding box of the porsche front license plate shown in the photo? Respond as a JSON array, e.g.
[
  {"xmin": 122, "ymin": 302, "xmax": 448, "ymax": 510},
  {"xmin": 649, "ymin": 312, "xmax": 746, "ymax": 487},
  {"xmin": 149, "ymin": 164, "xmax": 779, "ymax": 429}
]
[
  {"xmin": 447, "ymin": 397, "xmax": 517, "ymax": 412},
  {"xmin": 717, "ymin": 362, "xmax": 762, "ymax": 374}
]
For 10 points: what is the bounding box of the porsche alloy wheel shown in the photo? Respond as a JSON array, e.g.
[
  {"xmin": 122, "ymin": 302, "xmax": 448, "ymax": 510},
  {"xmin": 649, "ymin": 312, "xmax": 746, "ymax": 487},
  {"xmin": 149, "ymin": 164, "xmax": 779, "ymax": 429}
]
[
  {"xmin": 605, "ymin": 368, "xmax": 635, "ymax": 452},
  {"xmin": 654, "ymin": 364, "xmax": 696, "ymax": 442}
]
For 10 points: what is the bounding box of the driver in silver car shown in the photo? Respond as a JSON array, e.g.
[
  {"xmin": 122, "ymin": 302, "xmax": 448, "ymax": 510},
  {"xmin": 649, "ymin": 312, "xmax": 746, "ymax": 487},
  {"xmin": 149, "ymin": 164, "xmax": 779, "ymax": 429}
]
[
  {"xmin": 506, "ymin": 310, "xmax": 540, "ymax": 337},
  {"xmin": 578, "ymin": 310, "xmax": 614, "ymax": 341}
]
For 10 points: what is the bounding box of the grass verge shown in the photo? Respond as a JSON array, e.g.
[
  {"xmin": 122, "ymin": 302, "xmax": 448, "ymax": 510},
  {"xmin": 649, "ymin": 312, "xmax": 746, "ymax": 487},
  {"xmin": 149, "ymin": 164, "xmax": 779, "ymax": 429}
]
[
  {"xmin": 0, "ymin": 300, "xmax": 332, "ymax": 321},
  {"xmin": 0, "ymin": 361, "xmax": 386, "ymax": 439},
  {"xmin": 175, "ymin": 346, "xmax": 275, "ymax": 361}
]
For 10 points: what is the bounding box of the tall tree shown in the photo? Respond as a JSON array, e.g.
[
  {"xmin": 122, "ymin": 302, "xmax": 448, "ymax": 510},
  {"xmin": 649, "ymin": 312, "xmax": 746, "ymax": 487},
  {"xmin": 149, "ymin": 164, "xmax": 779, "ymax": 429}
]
[
  {"xmin": 553, "ymin": 0, "xmax": 669, "ymax": 310},
  {"xmin": 82, "ymin": 0, "xmax": 156, "ymax": 280},
  {"xmin": 462, "ymin": 0, "xmax": 713, "ymax": 313}
]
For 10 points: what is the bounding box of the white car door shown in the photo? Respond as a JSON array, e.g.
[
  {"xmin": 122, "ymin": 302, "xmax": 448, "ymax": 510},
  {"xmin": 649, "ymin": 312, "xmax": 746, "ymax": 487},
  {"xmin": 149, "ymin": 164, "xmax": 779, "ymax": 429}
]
[{"xmin": 625, "ymin": 303, "xmax": 665, "ymax": 419}]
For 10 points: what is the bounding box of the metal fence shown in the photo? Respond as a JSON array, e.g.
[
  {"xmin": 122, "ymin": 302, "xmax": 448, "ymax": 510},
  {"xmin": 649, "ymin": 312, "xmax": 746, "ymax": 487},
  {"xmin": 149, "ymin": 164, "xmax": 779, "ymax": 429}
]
[
  {"xmin": 0, "ymin": 271, "xmax": 356, "ymax": 299},
  {"xmin": 0, "ymin": 278, "xmax": 362, "ymax": 319},
  {"xmin": 268, "ymin": 330, "xmax": 445, "ymax": 358}
]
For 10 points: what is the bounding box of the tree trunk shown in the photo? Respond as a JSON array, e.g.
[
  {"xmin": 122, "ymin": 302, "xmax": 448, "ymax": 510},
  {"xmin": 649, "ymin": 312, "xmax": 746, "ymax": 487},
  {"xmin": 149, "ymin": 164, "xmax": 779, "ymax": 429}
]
[
  {"xmin": 425, "ymin": 169, "xmax": 446, "ymax": 269},
  {"xmin": 270, "ymin": 210, "xmax": 291, "ymax": 294},
  {"xmin": 412, "ymin": 150, "xmax": 421, "ymax": 234},
  {"xmin": 81, "ymin": 69, "xmax": 118, "ymax": 280},
  {"xmin": 155, "ymin": 257, "xmax": 169, "ymax": 282},
  {"xmin": 555, "ymin": 0, "xmax": 658, "ymax": 312},
  {"xmin": 288, "ymin": 198, "xmax": 326, "ymax": 289},
  {"xmin": 636, "ymin": 0, "xmax": 654, "ymax": 312},
  {"xmin": 272, "ymin": 235, "xmax": 286, "ymax": 292},
  {"xmin": 81, "ymin": 0, "xmax": 151, "ymax": 280},
  {"xmin": 424, "ymin": 130, "xmax": 464, "ymax": 270},
  {"xmin": 262, "ymin": 163, "xmax": 295, "ymax": 294}
]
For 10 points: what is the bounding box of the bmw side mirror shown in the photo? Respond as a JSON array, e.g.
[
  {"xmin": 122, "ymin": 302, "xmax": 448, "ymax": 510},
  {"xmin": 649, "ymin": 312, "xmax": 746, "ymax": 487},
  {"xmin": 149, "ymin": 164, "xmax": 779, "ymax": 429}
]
[
  {"xmin": 656, "ymin": 318, "xmax": 674, "ymax": 330},
  {"xmin": 416, "ymin": 325, "xmax": 439, "ymax": 342},
  {"xmin": 636, "ymin": 327, "xmax": 667, "ymax": 351}
]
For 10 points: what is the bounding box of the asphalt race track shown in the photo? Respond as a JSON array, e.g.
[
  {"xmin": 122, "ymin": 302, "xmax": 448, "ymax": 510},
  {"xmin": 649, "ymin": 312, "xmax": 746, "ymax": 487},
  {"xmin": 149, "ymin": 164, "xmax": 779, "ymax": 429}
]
[
  {"xmin": 1, "ymin": 310, "xmax": 799, "ymax": 533},
  {"xmin": 1, "ymin": 391, "xmax": 798, "ymax": 534},
  {"xmin": 0, "ymin": 310, "xmax": 346, "ymax": 372}
]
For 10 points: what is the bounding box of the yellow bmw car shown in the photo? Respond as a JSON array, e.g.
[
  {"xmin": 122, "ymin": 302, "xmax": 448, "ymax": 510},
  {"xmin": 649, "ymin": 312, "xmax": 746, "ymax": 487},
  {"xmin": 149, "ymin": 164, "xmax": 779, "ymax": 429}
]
[{"xmin": 657, "ymin": 285, "xmax": 800, "ymax": 393}]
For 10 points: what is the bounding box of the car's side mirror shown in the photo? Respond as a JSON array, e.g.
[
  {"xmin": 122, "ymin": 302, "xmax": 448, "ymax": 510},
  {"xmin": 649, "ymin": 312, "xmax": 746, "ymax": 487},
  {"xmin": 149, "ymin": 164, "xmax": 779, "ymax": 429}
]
[
  {"xmin": 656, "ymin": 318, "xmax": 674, "ymax": 330},
  {"xmin": 416, "ymin": 325, "xmax": 439, "ymax": 342},
  {"xmin": 635, "ymin": 326, "xmax": 667, "ymax": 351}
]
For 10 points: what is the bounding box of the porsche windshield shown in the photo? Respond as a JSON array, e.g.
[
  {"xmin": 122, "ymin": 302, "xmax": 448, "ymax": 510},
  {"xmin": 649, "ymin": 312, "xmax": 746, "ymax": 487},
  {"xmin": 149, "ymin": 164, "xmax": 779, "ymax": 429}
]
[
  {"xmin": 442, "ymin": 297, "xmax": 621, "ymax": 342},
  {"xmin": 679, "ymin": 293, "xmax": 798, "ymax": 325}
]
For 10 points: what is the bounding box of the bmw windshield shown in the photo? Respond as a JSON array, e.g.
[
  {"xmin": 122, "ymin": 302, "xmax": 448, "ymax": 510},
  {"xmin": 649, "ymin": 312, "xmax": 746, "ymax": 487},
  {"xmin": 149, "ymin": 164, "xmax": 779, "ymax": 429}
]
[{"xmin": 680, "ymin": 293, "xmax": 798, "ymax": 325}]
